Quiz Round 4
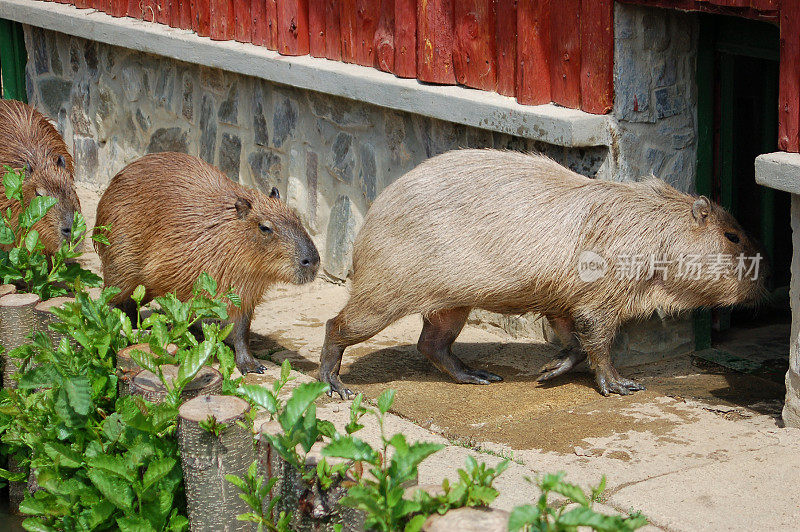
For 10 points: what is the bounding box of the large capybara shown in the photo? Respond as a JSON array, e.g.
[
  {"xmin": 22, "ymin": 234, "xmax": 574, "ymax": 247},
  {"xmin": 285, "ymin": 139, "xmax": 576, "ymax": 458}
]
[
  {"xmin": 95, "ymin": 153, "xmax": 320, "ymax": 373},
  {"xmin": 320, "ymin": 149, "xmax": 766, "ymax": 397},
  {"xmin": 0, "ymin": 100, "xmax": 81, "ymax": 254}
]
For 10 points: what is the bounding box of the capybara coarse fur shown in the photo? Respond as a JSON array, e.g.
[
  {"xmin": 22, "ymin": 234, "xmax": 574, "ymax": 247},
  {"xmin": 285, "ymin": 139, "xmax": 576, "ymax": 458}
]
[
  {"xmin": 94, "ymin": 153, "xmax": 320, "ymax": 373},
  {"xmin": 0, "ymin": 100, "xmax": 81, "ymax": 254},
  {"xmin": 320, "ymin": 149, "xmax": 766, "ymax": 397}
]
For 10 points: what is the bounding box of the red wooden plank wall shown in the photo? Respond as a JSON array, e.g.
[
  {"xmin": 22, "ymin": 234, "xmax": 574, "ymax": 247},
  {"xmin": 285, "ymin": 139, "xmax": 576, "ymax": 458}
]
[{"xmin": 38, "ymin": 0, "xmax": 799, "ymax": 146}]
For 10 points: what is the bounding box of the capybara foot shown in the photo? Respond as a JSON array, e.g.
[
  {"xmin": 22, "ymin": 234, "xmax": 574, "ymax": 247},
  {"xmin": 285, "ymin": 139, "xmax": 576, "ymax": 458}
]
[
  {"xmin": 321, "ymin": 371, "xmax": 356, "ymax": 400},
  {"xmin": 537, "ymin": 348, "xmax": 587, "ymax": 382},
  {"xmin": 453, "ymin": 368, "xmax": 503, "ymax": 385},
  {"xmin": 236, "ymin": 355, "xmax": 267, "ymax": 375},
  {"xmin": 594, "ymin": 368, "xmax": 645, "ymax": 396}
]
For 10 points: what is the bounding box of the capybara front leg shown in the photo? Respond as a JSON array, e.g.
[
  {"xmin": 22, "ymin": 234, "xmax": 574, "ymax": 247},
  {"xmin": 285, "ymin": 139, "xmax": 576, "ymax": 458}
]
[
  {"xmin": 574, "ymin": 311, "xmax": 644, "ymax": 396},
  {"xmin": 232, "ymin": 311, "xmax": 266, "ymax": 374},
  {"xmin": 538, "ymin": 315, "xmax": 587, "ymax": 382},
  {"xmin": 417, "ymin": 307, "xmax": 503, "ymax": 385},
  {"xmin": 320, "ymin": 317, "xmax": 354, "ymax": 400}
]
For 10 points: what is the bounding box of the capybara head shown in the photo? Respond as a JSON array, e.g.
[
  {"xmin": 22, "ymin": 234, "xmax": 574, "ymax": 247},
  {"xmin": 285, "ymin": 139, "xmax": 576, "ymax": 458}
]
[
  {"xmin": 233, "ymin": 186, "xmax": 320, "ymax": 285},
  {"xmin": 20, "ymin": 162, "xmax": 82, "ymax": 255},
  {"xmin": 648, "ymin": 181, "xmax": 767, "ymax": 310},
  {"xmin": 0, "ymin": 100, "xmax": 80, "ymax": 255}
]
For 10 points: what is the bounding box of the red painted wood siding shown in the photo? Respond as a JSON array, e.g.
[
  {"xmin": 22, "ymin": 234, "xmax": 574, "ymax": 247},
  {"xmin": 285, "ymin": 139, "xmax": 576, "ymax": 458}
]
[{"xmin": 37, "ymin": 0, "xmax": 800, "ymax": 151}]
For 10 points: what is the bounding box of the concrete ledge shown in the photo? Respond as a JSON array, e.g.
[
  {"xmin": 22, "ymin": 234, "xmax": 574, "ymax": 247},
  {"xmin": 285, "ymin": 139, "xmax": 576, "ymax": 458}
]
[
  {"xmin": 0, "ymin": 0, "xmax": 611, "ymax": 148},
  {"xmin": 755, "ymin": 151, "xmax": 800, "ymax": 194}
]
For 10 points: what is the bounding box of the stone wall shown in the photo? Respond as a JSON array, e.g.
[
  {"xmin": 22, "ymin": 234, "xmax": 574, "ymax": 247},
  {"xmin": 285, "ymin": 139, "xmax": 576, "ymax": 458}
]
[
  {"xmin": 613, "ymin": 3, "xmax": 699, "ymax": 193},
  {"xmin": 23, "ymin": 26, "xmax": 608, "ymax": 283}
]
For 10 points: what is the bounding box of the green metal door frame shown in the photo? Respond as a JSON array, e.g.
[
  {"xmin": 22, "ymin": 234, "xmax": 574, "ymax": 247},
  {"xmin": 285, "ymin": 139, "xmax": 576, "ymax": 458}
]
[
  {"xmin": 694, "ymin": 14, "xmax": 779, "ymax": 350},
  {"xmin": 0, "ymin": 18, "xmax": 27, "ymax": 102}
]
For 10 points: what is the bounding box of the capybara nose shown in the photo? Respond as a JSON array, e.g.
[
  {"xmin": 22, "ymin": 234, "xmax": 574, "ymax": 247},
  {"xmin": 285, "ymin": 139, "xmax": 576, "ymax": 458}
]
[{"xmin": 300, "ymin": 247, "xmax": 320, "ymax": 270}]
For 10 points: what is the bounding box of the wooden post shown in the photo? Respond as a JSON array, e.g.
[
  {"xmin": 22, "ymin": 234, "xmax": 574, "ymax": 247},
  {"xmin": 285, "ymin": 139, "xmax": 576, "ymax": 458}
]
[
  {"xmin": 579, "ymin": 0, "xmax": 613, "ymax": 114},
  {"xmin": 128, "ymin": 364, "xmax": 222, "ymax": 403},
  {"xmin": 258, "ymin": 421, "xmax": 365, "ymax": 531},
  {"xmin": 34, "ymin": 296, "xmax": 74, "ymax": 349},
  {"xmin": 0, "ymin": 293, "xmax": 41, "ymax": 388},
  {"xmin": 549, "ymin": 0, "xmax": 581, "ymax": 109},
  {"xmin": 495, "ymin": 0, "xmax": 517, "ymax": 97},
  {"xmin": 453, "ymin": 0, "xmax": 497, "ymax": 92},
  {"xmin": 116, "ymin": 343, "xmax": 178, "ymax": 397},
  {"xmin": 393, "ymin": 0, "xmax": 416, "ymax": 78},
  {"xmin": 178, "ymin": 395, "xmax": 253, "ymax": 532},
  {"xmin": 421, "ymin": 507, "xmax": 509, "ymax": 531},
  {"xmin": 779, "ymin": 0, "xmax": 800, "ymax": 151},
  {"xmin": 277, "ymin": 0, "xmax": 310, "ymax": 56},
  {"xmin": 0, "ymin": 284, "xmax": 17, "ymax": 298},
  {"xmin": 417, "ymin": 0, "xmax": 456, "ymax": 84},
  {"xmin": 516, "ymin": 0, "xmax": 551, "ymax": 105},
  {"xmin": 375, "ymin": 0, "xmax": 395, "ymax": 73}
]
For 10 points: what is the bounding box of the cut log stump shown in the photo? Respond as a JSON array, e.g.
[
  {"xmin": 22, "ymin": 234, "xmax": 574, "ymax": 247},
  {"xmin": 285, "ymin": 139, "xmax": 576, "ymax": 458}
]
[
  {"xmin": 34, "ymin": 296, "xmax": 75, "ymax": 348},
  {"xmin": 258, "ymin": 421, "xmax": 365, "ymax": 531},
  {"xmin": 0, "ymin": 293, "xmax": 41, "ymax": 388},
  {"xmin": 178, "ymin": 394, "xmax": 254, "ymax": 532},
  {"xmin": 128, "ymin": 364, "xmax": 222, "ymax": 403},
  {"xmin": 422, "ymin": 507, "xmax": 510, "ymax": 531},
  {"xmin": 0, "ymin": 284, "xmax": 17, "ymax": 297},
  {"xmin": 116, "ymin": 343, "xmax": 178, "ymax": 396}
]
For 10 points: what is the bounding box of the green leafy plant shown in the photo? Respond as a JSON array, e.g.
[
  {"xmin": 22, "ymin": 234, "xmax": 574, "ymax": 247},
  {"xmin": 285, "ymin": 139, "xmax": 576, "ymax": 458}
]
[
  {"xmin": 225, "ymin": 461, "xmax": 291, "ymax": 532},
  {"xmin": 411, "ymin": 455, "xmax": 509, "ymax": 520},
  {"xmin": 322, "ymin": 389, "xmax": 444, "ymax": 532},
  {"xmin": 0, "ymin": 166, "xmax": 104, "ymax": 299},
  {"xmin": 0, "ymin": 273, "xmax": 244, "ymax": 531},
  {"xmin": 507, "ymin": 473, "xmax": 648, "ymax": 532},
  {"xmin": 198, "ymin": 415, "xmax": 229, "ymax": 437}
]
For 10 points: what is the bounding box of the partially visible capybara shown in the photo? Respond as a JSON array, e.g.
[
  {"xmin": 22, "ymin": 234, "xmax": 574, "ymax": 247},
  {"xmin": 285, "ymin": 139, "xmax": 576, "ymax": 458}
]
[
  {"xmin": 0, "ymin": 100, "xmax": 81, "ymax": 254},
  {"xmin": 320, "ymin": 149, "xmax": 766, "ymax": 398},
  {"xmin": 94, "ymin": 153, "xmax": 320, "ymax": 373}
]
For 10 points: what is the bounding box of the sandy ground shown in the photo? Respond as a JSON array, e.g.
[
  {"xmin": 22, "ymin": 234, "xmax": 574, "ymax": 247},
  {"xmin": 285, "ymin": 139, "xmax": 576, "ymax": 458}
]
[{"xmin": 75, "ymin": 184, "xmax": 800, "ymax": 531}]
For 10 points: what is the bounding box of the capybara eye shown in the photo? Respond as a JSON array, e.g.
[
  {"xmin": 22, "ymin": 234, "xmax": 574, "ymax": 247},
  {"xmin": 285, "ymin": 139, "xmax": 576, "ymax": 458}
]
[
  {"xmin": 725, "ymin": 232, "xmax": 740, "ymax": 244},
  {"xmin": 259, "ymin": 223, "xmax": 274, "ymax": 235},
  {"xmin": 56, "ymin": 155, "xmax": 66, "ymax": 168}
]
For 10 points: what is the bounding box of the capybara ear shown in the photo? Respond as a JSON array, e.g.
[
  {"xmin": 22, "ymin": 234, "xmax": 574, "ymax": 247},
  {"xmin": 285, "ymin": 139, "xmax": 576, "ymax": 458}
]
[
  {"xmin": 269, "ymin": 187, "xmax": 280, "ymax": 200},
  {"xmin": 235, "ymin": 197, "xmax": 252, "ymax": 219},
  {"xmin": 692, "ymin": 196, "xmax": 711, "ymax": 226},
  {"xmin": 56, "ymin": 155, "xmax": 66, "ymax": 168}
]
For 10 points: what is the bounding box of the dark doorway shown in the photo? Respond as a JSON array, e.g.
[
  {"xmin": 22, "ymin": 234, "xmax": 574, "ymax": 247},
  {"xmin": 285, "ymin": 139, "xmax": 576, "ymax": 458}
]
[{"xmin": 695, "ymin": 14, "xmax": 790, "ymax": 382}]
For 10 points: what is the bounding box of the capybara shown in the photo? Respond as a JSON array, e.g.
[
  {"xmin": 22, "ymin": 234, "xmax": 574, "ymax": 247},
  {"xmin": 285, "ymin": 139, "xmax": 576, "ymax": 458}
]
[
  {"xmin": 0, "ymin": 100, "xmax": 81, "ymax": 254},
  {"xmin": 94, "ymin": 153, "xmax": 320, "ymax": 373},
  {"xmin": 320, "ymin": 149, "xmax": 766, "ymax": 397}
]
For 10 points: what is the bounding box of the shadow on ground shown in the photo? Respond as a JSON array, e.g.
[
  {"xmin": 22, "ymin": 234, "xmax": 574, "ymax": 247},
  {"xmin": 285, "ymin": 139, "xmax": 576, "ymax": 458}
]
[{"xmin": 249, "ymin": 330, "xmax": 785, "ymax": 454}]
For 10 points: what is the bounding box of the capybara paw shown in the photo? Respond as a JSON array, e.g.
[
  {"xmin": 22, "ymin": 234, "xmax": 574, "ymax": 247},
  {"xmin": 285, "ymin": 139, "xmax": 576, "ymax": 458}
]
[
  {"xmin": 537, "ymin": 349, "xmax": 586, "ymax": 382},
  {"xmin": 457, "ymin": 368, "xmax": 503, "ymax": 385},
  {"xmin": 237, "ymin": 358, "xmax": 267, "ymax": 375},
  {"xmin": 320, "ymin": 372, "xmax": 355, "ymax": 400},
  {"xmin": 595, "ymin": 372, "xmax": 645, "ymax": 396}
]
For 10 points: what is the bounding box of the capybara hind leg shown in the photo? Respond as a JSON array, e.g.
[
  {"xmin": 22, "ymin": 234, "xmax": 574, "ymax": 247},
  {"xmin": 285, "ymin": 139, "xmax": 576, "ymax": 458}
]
[
  {"xmin": 320, "ymin": 308, "xmax": 400, "ymax": 399},
  {"xmin": 537, "ymin": 315, "xmax": 586, "ymax": 382},
  {"xmin": 232, "ymin": 311, "xmax": 266, "ymax": 374},
  {"xmin": 417, "ymin": 307, "xmax": 503, "ymax": 385},
  {"xmin": 574, "ymin": 311, "xmax": 644, "ymax": 396}
]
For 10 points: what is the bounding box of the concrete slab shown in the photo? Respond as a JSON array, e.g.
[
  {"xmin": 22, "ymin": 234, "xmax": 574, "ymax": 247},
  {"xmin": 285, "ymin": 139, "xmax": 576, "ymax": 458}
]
[
  {"xmin": 755, "ymin": 151, "xmax": 800, "ymax": 195},
  {"xmin": 609, "ymin": 443, "xmax": 800, "ymax": 531}
]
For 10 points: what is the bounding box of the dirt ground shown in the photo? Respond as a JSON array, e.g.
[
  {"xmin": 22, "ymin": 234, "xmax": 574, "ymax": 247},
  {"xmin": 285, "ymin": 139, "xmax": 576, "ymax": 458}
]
[{"xmin": 75, "ymin": 184, "xmax": 800, "ymax": 531}]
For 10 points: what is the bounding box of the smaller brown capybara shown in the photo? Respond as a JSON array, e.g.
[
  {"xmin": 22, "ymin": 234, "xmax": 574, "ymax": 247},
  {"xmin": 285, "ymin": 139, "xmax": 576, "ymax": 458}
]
[
  {"xmin": 94, "ymin": 153, "xmax": 320, "ymax": 373},
  {"xmin": 0, "ymin": 100, "xmax": 81, "ymax": 254},
  {"xmin": 320, "ymin": 149, "xmax": 767, "ymax": 398}
]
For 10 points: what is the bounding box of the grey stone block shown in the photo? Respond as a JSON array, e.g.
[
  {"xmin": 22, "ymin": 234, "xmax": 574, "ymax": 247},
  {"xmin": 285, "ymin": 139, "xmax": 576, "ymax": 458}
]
[
  {"xmin": 219, "ymin": 133, "xmax": 241, "ymax": 181},
  {"xmin": 146, "ymin": 127, "xmax": 188, "ymax": 154},
  {"xmin": 324, "ymin": 195, "xmax": 358, "ymax": 281},
  {"xmin": 38, "ymin": 77, "xmax": 72, "ymax": 119},
  {"xmin": 218, "ymin": 83, "xmax": 238, "ymax": 126},
  {"xmin": 329, "ymin": 132, "xmax": 354, "ymax": 184},
  {"xmin": 199, "ymin": 94, "xmax": 216, "ymax": 164},
  {"xmin": 273, "ymin": 96, "xmax": 297, "ymax": 148}
]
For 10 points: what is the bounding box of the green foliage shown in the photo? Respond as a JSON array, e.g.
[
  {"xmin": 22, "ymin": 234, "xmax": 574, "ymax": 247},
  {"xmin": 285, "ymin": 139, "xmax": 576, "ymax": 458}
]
[
  {"xmin": 322, "ymin": 390, "xmax": 446, "ymax": 532},
  {"xmin": 225, "ymin": 461, "xmax": 291, "ymax": 532},
  {"xmin": 198, "ymin": 415, "xmax": 228, "ymax": 437},
  {"xmin": 0, "ymin": 166, "xmax": 103, "ymax": 299},
  {"xmin": 0, "ymin": 273, "xmax": 244, "ymax": 531},
  {"xmin": 507, "ymin": 473, "xmax": 648, "ymax": 532}
]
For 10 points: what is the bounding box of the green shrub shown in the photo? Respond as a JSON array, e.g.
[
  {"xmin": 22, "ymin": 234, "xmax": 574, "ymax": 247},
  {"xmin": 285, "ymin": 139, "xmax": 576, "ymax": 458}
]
[{"xmin": 0, "ymin": 166, "xmax": 103, "ymax": 299}]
